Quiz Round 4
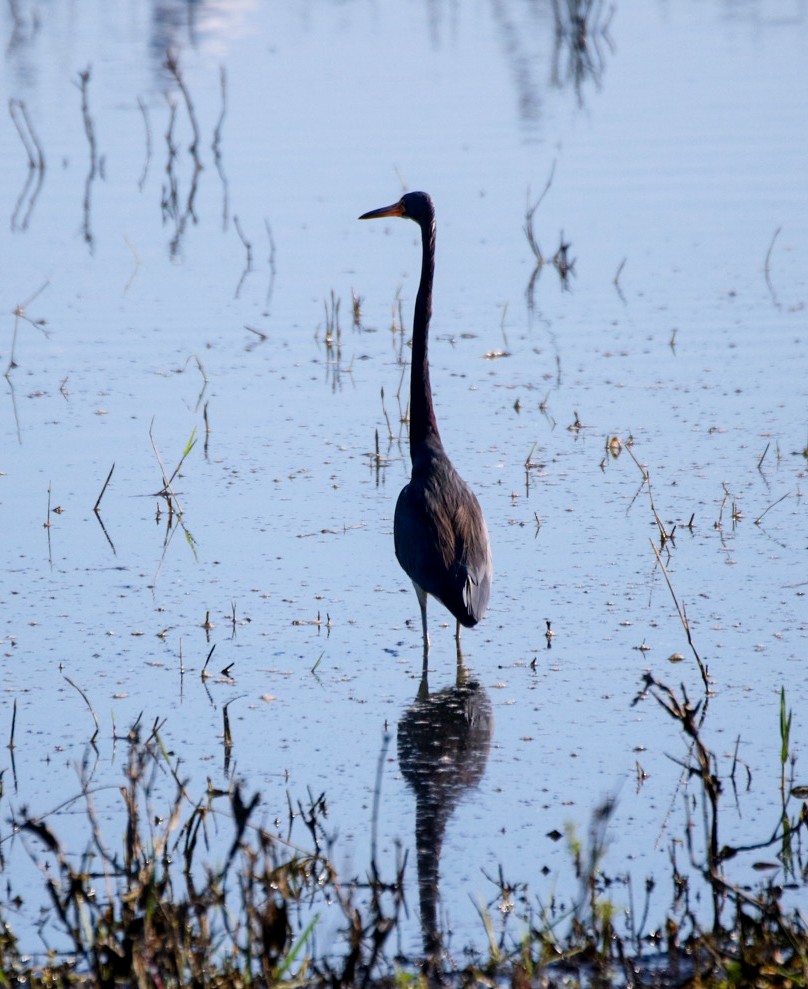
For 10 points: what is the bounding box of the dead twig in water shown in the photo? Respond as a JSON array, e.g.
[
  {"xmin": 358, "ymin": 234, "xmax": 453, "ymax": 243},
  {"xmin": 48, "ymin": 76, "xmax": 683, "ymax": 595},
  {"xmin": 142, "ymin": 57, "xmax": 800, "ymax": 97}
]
[
  {"xmin": 8, "ymin": 697, "xmax": 17, "ymax": 751},
  {"xmin": 149, "ymin": 418, "xmax": 196, "ymax": 515},
  {"xmin": 94, "ymin": 462, "xmax": 115, "ymax": 513},
  {"xmin": 370, "ymin": 428, "xmax": 389, "ymax": 486},
  {"xmin": 757, "ymin": 442, "xmax": 770, "ymax": 473},
  {"xmin": 755, "ymin": 491, "xmax": 790, "ymax": 527},
  {"xmin": 624, "ymin": 441, "xmax": 675, "ymax": 548},
  {"xmin": 93, "ymin": 466, "xmax": 117, "ymax": 554},
  {"xmin": 223, "ymin": 701, "xmax": 234, "ymax": 775},
  {"xmin": 244, "ymin": 324, "xmax": 268, "ymax": 352},
  {"xmin": 6, "ymin": 280, "xmax": 50, "ymax": 376},
  {"xmin": 649, "ymin": 540, "xmax": 709, "ymax": 693},
  {"xmin": 524, "ymin": 441, "xmax": 545, "ymax": 495},
  {"xmin": 43, "ymin": 482, "xmax": 56, "ymax": 569},
  {"xmin": 380, "ymin": 386, "xmax": 394, "ymax": 441},
  {"xmin": 63, "ymin": 674, "xmax": 100, "ymax": 744},
  {"xmin": 201, "ymin": 644, "xmax": 216, "ymax": 680}
]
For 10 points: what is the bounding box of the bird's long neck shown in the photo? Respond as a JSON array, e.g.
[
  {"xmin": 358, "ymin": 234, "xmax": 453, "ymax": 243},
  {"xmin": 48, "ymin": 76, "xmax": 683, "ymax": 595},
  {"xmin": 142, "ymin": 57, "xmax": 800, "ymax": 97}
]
[{"xmin": 410, "ymin": 215, "xmax": 441, "ymax": 460}]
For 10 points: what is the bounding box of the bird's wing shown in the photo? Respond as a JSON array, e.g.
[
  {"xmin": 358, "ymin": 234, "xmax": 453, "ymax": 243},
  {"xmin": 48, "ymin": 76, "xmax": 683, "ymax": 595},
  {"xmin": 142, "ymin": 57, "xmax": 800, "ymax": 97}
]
[{"xmin": 395, "ymin": 477, "xmax": 492, "ymax": 627}]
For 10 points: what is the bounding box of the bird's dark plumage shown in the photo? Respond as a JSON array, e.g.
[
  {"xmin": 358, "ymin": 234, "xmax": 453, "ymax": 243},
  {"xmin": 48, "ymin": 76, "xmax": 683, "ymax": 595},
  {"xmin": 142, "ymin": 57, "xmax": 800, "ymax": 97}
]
[{"xmin": 360, "ymin": 191, "xmax": 492, "ymax": 654}]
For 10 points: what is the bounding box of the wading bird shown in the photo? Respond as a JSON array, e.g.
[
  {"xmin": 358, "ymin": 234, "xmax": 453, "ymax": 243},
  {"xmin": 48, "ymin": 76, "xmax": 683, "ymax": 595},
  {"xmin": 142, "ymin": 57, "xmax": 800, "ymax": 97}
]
[{"xmin": 359, "ymin": 192, "xmax": 492, "ymax": 658}]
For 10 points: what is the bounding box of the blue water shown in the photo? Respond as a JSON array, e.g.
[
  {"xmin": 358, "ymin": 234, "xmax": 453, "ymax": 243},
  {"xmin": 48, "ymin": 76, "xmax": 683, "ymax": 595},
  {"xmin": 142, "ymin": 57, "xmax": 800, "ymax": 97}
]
[{"xmin": 1, "ymin": 0, "xmax": 806, "ymax": 965}]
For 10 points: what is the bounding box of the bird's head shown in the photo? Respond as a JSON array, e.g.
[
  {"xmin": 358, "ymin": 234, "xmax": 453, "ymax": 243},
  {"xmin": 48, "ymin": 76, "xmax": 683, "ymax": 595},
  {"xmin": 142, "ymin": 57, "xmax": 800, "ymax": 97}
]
[{"xmin": 359, "ymin": 191, "xmax": 434, "ymax": 227}]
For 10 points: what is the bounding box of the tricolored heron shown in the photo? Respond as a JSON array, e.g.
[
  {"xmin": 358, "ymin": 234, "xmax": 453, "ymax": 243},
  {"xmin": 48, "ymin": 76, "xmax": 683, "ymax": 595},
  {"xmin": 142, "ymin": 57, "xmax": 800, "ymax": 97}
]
[{"xmin": 359, "ymin": 191, "xmax": 492, "ymax": 657}]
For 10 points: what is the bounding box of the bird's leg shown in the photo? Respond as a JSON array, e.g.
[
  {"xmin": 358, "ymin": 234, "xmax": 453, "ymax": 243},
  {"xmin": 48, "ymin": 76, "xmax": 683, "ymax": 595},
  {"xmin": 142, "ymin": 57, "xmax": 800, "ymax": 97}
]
[
  {"xmin": 456, "ymin": 642, "xmax": 468, "ymax": 687},
  {"xmin": 415, "ymin": 583, "xmax": 430, "ymax": 655},
  {"xmin": 455, "ymin": 625, "xmax": 466, "ymax": 677}
]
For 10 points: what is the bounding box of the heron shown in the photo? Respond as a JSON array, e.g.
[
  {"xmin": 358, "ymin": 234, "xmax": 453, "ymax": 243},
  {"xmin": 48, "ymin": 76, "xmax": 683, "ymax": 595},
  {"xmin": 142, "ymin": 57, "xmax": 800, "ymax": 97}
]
[{"xmin": 359, "ymin": 191, "xmax": 492, "ymax": 658}]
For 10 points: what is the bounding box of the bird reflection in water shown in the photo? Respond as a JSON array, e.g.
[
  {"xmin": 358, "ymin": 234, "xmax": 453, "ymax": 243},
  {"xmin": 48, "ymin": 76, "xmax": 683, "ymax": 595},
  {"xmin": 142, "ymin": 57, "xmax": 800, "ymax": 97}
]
[{"xmin": 397, "ymin": 661, "xmax": 493, "ymax": 965}]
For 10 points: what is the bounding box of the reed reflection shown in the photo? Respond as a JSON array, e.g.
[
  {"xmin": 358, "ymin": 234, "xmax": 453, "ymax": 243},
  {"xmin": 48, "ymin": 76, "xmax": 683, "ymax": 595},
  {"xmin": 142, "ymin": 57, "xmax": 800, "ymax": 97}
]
[{"xmin": 397, "ymin": 660, "xmax": 493, "ymax": 962}]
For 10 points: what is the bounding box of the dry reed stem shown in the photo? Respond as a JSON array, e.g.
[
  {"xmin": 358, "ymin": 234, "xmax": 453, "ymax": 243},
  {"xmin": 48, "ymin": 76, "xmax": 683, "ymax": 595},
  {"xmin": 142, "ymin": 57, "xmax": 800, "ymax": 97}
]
[
  {"xmin": 649, "ymin": 540, "xmax": 709, "ymax": 693},
  {"xmin": 6, "ymin": 280, "xmax": 50, "ymax": 375},
  {"xmin": 624, "ymin": 441, "xmax": 675, "ymax": 546},
  {"xmin": 755, "ymin": 491, "xmax": 790, "ymax": 526},
  {"xmin": 63, "ymin": 674, "xmax": 99, "ymax": 743},
  {"xmin": 8, "ymin": 697, "xmax": 17, "ymax": 750},
  {"xmin": 380, "ymin": 387, "xmax": 394, "ymax": 440},
  {"xmin": 201, "ymin": 644, "xmax": 216, "ymax": 678},
  {"xmin": 93, "ymin": 462, "xmax": 115, "ymax": 512}
]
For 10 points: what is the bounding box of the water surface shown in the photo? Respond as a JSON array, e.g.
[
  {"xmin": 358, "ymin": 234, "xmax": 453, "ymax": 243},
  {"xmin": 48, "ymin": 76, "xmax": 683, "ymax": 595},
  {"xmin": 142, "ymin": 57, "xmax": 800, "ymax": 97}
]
[{"xmin": 1, "ymin": 0, "xmax": 807, "ymax": 963}]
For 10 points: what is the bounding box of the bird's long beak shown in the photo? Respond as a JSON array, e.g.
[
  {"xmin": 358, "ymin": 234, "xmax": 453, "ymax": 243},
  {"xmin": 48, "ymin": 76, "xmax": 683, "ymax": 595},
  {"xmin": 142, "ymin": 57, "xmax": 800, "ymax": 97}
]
[{"xmin": 359, "ymin": 201, "xmax": 404, "ymax": 221}]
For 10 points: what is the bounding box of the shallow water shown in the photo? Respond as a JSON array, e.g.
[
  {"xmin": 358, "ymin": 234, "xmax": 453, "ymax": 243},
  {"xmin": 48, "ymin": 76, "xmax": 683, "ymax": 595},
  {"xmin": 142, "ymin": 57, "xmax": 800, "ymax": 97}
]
[{"xmin": 1, "ymin": 0, "xmax": 807, "ymax": 964}]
